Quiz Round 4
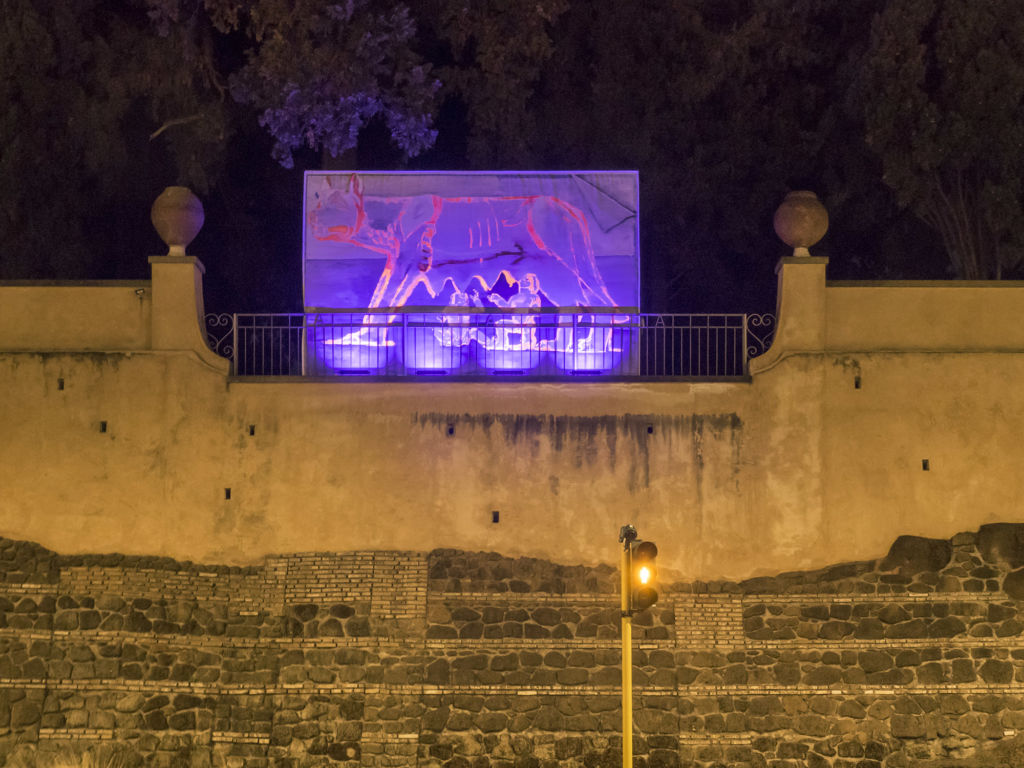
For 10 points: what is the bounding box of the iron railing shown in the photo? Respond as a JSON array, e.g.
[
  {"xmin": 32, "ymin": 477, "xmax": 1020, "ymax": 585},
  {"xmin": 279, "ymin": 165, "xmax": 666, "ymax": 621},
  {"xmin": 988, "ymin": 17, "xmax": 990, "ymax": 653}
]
[{"xmin": 205, "ymin": 311, "xmax": 776, "ymax": 379}]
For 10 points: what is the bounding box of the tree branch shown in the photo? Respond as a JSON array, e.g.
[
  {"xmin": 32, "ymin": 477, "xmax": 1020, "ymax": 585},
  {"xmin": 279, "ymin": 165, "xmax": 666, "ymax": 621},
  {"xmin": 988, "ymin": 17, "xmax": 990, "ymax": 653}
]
[
  {"xmin": 149, "ymin": 114, "xmax": 205, "ymax": 140},
  {"xmin": 932, "ymin": 174, "xmax": 977, "ymax": 278}
]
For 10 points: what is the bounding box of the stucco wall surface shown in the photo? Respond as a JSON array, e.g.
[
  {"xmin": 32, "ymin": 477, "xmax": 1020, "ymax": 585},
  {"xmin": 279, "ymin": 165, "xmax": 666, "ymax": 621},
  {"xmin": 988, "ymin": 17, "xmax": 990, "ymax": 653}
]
[
  {"xmin": 825, "ymin": 281, "xmax": 1024, "ymax": 351},
  {"xmin": 3, "ymin": 340, "xmax": 1024, "ymax": 581},
  {"xmin": 4, "ymin": 265, "xmax": 1024, "ymax": 582},
  {"xmin": 820, "ymin": 349, "xmax": 1024, "ymax": 561},
  {"xmin": 0, "ymin": 283, "xmax": 151, "ymax": 350},
  {"xmin": 0, "ymin": 351, "xmax": 757, "ymax": 577}
]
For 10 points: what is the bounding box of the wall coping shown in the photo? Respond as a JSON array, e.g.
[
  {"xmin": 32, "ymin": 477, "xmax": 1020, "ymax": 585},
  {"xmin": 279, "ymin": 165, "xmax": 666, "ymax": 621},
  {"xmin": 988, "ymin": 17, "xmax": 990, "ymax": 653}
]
[
  {"xmin": 775, "ymin": 255, "xmax": 828, "ymax": 272},
  {"xmin": 148, "ymin": 254, "xmax": 206, "ymax": 274},
  {"xmin": 226, "ymin": 375, "xmax": 753, "ymax": 385},
  {"xmin": 0, "ymin": 280, "xmax": 150, "ymax": 287},
  {"xmin": 828, "ymin": 280, "xmax": 1024, "ymax": 288}
]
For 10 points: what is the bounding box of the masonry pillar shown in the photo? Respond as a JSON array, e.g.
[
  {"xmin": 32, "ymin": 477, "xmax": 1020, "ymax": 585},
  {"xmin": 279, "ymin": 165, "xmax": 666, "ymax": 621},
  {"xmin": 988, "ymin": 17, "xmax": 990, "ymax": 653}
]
[
  {"xmin": 745, "ymin": 191, "xmax": 830, "ymax": 566},
  {"xmin": 148, "ymin": 187, "xmax": 229, "ymax": 372},
  {"xmin": 750, "ymin": 190, "xmax": 829, "ymax": 372}
]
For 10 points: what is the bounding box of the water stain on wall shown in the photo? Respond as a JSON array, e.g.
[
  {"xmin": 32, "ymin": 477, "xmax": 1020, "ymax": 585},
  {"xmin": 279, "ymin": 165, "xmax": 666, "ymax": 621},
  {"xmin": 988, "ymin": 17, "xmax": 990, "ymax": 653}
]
[{"xmin": 414, "ymin": 412, "xmax": 743, "ymax": 494}]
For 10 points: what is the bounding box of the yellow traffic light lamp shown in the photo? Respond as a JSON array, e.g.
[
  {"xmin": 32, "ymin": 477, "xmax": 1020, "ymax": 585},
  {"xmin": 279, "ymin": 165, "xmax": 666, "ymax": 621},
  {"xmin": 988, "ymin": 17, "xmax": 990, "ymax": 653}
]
[{"xmin": 629, "ymin": 539, "xmax": 658, "ymax": 612}]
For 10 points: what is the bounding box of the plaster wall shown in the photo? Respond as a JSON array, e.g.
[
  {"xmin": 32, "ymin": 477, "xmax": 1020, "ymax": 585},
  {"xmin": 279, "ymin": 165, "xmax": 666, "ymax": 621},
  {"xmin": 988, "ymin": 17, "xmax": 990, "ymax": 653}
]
[
  {"xmin": 0, "ymin": 282, "xmax": 151, "ymax": 350},
  {"xmin": 819, "ymin": 349, "xmax": 1024, "ymax": 562},
  {"xmin": 825, "ymin": 281, "xmax": 1024, "ymax": 350},
  {"xmin": 816, "ymin": 281, "xmax": 1024, "ymax": 560},
  {"xmin": 0, "ymin": 353, "xmax": 757, "ymax": 577},
  {"xmin": 2, "ymin": 264, "xmax": 1024, "ymax": 581}
]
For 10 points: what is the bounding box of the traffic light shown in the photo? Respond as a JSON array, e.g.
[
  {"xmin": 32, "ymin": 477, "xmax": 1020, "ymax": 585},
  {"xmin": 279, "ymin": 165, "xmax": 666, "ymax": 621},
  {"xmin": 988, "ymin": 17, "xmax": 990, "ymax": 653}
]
[{"xmin": 630, "ymin": 539, "xmax": 658, "ymax": 611}]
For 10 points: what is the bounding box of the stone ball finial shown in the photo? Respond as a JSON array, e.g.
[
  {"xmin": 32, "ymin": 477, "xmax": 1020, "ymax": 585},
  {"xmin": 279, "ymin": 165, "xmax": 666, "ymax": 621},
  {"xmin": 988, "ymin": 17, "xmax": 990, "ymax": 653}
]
[
  {"xmin": 151, "ymin": 186, "xmax": 204, "ymax": 256},
  {"xmin": 773, "ymin": 190, "xmax": 828, "ymax": 257}
]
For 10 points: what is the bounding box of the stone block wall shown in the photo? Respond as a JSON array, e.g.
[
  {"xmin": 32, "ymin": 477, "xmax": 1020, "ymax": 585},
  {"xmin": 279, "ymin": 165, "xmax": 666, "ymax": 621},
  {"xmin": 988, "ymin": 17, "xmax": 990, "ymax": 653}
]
[{"xmin": 5, "ymin": 528, "xmax": 1024, "ymax": 766}]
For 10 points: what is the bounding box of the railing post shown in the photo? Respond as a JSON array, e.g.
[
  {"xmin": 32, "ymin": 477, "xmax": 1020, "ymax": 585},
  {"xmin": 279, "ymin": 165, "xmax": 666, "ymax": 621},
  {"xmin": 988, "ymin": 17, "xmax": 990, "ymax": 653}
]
[
  {"xmin": 231, "ymin": 314, "xmax": 238, "ymax": 376},
  {"xmin": 299, "ymin": 313, "xmax": 306, "ymax": 377},
  {"xmin": 742, "ymin": 313, "xmax": 749, "ymax": 376},
  {"xmin": 402, "ymin": 313, "xmax": 409, "ymax": 377},
  {"xmin": 573, "ymin": 313, "xmax": 578, "ymax": 363}
]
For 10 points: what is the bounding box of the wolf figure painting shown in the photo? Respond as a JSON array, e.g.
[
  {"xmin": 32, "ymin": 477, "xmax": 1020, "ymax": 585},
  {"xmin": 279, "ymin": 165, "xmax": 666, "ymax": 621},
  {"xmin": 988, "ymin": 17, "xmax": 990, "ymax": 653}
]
[{"xmin": 303, "ymin": 172, "xmax": 639, "ymax": 313}]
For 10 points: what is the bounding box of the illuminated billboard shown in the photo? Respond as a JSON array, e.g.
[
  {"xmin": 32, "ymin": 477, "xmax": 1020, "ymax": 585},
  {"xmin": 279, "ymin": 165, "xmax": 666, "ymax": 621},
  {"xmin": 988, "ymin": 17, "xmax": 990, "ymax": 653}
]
[{"xmin": 301, "ymin": 171, "xmax": 639, "ymax": 374}]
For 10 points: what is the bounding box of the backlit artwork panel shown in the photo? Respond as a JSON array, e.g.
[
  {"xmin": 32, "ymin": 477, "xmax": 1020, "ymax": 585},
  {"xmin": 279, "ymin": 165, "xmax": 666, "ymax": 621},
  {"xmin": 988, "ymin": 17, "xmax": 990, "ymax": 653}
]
[
  {"xmin": 301, "ymin": 171, "xmax": 639, "ymax": 372},
  {"xmin": 303, "ymin": 171, "xmax": 639, "ymax": 311}
]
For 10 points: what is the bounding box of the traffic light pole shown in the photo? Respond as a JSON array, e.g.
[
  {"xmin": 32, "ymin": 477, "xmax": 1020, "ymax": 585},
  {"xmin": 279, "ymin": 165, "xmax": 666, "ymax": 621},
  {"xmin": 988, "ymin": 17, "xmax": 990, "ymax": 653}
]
[
  {"xmin": 619, "ymin": 524, "xmax": 658, "ymax": 768},
  {"xmin": 619, "ymin": 527, "xmax": 635, "ymax": 768}
]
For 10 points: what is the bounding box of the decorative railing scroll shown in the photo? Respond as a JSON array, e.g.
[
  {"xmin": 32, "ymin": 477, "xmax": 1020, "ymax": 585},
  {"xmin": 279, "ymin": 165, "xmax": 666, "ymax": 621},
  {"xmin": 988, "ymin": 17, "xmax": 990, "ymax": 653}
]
[
  {"xmin": 204, "ymin": 313, "xmax": 234, "ymax": 360},
  {"xmin": 746, "ymin": 313, "xmax": 776, "ymax": 358}
]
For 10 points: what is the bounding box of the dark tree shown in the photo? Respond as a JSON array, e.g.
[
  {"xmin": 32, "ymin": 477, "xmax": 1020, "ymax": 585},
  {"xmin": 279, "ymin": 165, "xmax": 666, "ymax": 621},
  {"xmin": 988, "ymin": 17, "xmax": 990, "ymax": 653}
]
[
  {"xmin": 0, "ymin": 0, "xmax": 440, "ymax": 286},
  {"xmin": 4, "ymin": 0, "xmax": 1017, "ymax": 314},
  {"xmin": 409, "ymin": 0, "xmax": 568, "ymax": 167},
  {"xmin": 861, "ymin": 0, "xmax": 1024, "ymax": 279}
]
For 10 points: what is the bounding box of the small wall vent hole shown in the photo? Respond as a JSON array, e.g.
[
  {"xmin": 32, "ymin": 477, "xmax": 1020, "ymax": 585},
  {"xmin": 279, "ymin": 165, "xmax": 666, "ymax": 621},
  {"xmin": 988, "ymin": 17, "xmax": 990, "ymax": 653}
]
[
  {"xmin": 492, "ymin": 510, "xmax": 500, "ymax": 523},
  {"xmin": 57, "ymin": 378, "xmax": 64, "ymax": 391},
  {"xmin": 922, "ymin": 459, "xmax": 930, "ymax": 471},
  {"xmin": 225, "ymin": 488, "xmax": 232, "ymax": 500},
  {"xmin": 99, "ymin": 421, "xmax": 107, "ymax": 433},
  {"xmin": 854, "ymin": 375, "xmax": 861, "ymax": 389},
  {"xmin": 248, "ymin": 425, "xmax": 255, "ymax": 436},
  {"xmin": 447, "ymin": 424, "xmax": 455, "ymax": 436}
]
